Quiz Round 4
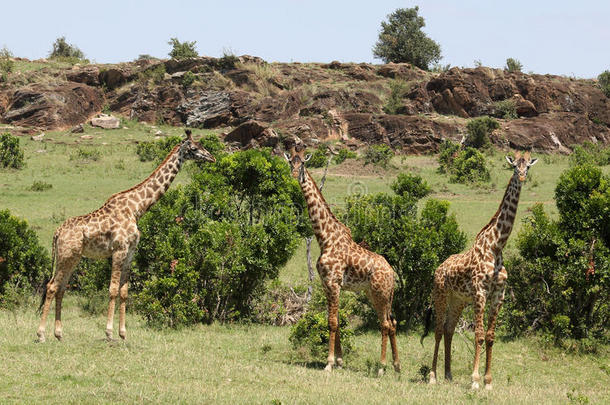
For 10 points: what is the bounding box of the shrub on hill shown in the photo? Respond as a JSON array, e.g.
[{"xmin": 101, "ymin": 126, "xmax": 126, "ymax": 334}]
[
  {"xmin": 363, "ymin": 144, "xmax": 394, "ymax": 169},
  {"xmin": 437, "ymin": 141, "xmax": 490, "ymax": 184},
  {"xmin": 0, "ymin": 47, "xmax": 14, "ymax": 82},
  {"xmin": 597, "ymin": 70, "xmax": 610, "ymax": 98},
  {"xmin": 505, "ymin": 58, "xmax": 523, "ymax": 73},
  {"xmin": 0, "ymin": 210, "xmax": 50, "ymax": 309},
  {"xmin": 307, "ymin": 144, "xmax": 330, "ymax": 168},
  {"xmin": 133, "ymin": 142, "xmax": 308, "ymax": 327},
  {"xmin": 49, "ymin": 36, "xmax": 86, "ymax": 62},
  {"xmin": 136, "ymin": 135, "xmax": 182, "ymax": 163},
  {"xmin": 333, "ymin": 148, "xmax": 357, "ymax": 164},
  {"xmin": 341, "ymin": 174, "xmax": 466, "ymax": 329},
  {"xmin": 168, "ymin": 38, "xmax": 198, "ymax": 60},
  {"xmin": 502, "ymin": 164, "xmax": 610, "ymax": 343},
  {"xmin": 0, "ymin": 133, "xmax": 24, "ymax": 169},
  {"xmin": 569, "ymin": 141, "xmax": 610, "ymax": 167},
  {"xmin": 464, "ymin": 116, "xmax": 499, "ymax": 149}
]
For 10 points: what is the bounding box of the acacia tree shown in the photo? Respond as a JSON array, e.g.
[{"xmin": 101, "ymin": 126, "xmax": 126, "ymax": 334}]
[{"xmin": 373, "ymin": 7, "xmax": 442, "ymax": 70}]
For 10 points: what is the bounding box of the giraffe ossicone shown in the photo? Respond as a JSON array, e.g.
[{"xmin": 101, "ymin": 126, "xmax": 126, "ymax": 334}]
[
  {"xmin": 423, "ymin": 150, "xmax": 537, "ymax": 389},
  {"xmin": 36, "ymin": 130, "xmax": 215, "ymax": 343},
  {"xmin": 285, "ymin": 142, "xmax": 400, "ymax": 374}
]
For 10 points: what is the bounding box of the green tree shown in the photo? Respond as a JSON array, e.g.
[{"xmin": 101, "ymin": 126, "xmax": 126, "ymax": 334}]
[
  {"xmin": 0, "ymin": 133, "xmax": 24, "ymax": 169},
  {"xmin": 598, "ymin": 70, "xmax": 610, "ymax": 98},
  {"xmin": 505, "ymin": 58, "xmax": 523, "ymax": 72},
  {"xmin": 372, "ymin": 7, "xmax": 442, "ymax": 70},
  {"xmin": 0, "ymin": 46, "xmax": 14, "ymax": 82},
  {"xmin": 168, "ymin": 38, "xmax": 198, "ymax": 60},
  {"xmin": 49, "ymin": 36, "xmax": 85, "ymax": 59},
  {"xmin": 464, "ymin": 116, "xmax": 499, "ymax": 149},
  {"xmin": 133, "ymin": 143, "xmax": 308, "ymax": 327}
]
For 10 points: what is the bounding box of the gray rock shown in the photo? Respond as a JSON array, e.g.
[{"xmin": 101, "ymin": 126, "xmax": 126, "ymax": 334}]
[
  {"xmin": 91, "ymin": 114, "xmax": 120, "ymax": 129},
  {"xmin": 177, "ymin": 91, "xmax": 232, "ymax": 128}
]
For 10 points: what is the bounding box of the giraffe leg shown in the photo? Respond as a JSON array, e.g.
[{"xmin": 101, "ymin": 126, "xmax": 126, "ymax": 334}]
[
  {"xmin": 370, "ymin": 288, "xmax": 393, "ymax": 377},
  {"xmin": 471, "ymin": 294, "xmax": 487, "ymax": 390},
  {"xmin": 334, "ymin": 329, "xmax": 343, "ymax": 368},
  {"xmin": 106, "ymin": 249, "xmax": 128, "ymax": 340},
  {"xmin": 389, "ymin": 313, "xmax": 400, "ymax": 373},
  {"xmin": 118, "ymin": 240, "xmax": 137, "ymax": 340},
  {"xmin": 37, "ymin": 254, "xmax": 79, "ymax": 342},
  {"xmin": 430, "ymin": 287, "xmax": 446, "ymax": 384},
  {"xmin": 324, "ymin": 286, "xmax": 340, "ymax": 372},
  {"xmin": 443, "ymin": 298, "xmax": 466, "ymax": 381},
  {"xmin": 484, "ymin": 285, "xmax": 506, "ymax": 390}
]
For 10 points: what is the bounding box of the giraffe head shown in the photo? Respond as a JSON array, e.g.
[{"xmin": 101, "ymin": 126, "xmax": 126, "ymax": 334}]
[
  {"xmin": 505, "ymin": 151, "xmax": 537, "ymax": 181},
  {"xmin": 284, "ymin": 144, "xmax": 311, "ymax": 183},
  {"xmin": 180, "ymin": 130, "xmax": 216, "ymax": 163}
]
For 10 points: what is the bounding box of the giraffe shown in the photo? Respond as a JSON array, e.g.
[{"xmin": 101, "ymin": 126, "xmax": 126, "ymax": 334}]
[
  {"xmin": 284, "ymin": 144, "xmax": 400, "ymax": 375},
  {"xmin": 423, "ymin": 151, "xmax": 537, "ymax": 389},
  {"xmin": 36, "ymin": 130, "xmax": 215, "ymax": 342}
]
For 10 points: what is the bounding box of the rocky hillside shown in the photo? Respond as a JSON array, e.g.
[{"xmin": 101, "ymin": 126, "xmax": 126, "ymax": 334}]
[{"xmin": 1, "ymin": 56, "xmax": 609, "ymax": 153}]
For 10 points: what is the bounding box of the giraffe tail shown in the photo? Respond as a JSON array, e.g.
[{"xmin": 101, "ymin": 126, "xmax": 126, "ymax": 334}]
[
  {"xmin": 38, "ymin": 232, "xmax": 58, "ymax": 313},
  {"xmin": 420, "ymin": 306, "xmax": 433, "ymax": 345}
]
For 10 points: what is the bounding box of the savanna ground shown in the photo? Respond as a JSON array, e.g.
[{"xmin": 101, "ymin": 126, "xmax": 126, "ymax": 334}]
[{"xmin": 0, "ymin": 122, "xmax": 608, "ymax": 404}]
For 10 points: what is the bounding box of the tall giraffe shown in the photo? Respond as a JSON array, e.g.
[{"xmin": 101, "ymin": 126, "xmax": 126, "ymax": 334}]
[
  {"xmin": 37, "ymin": 130, "xmax": 216, "ymax": 342},
  {"xmin": 285, "ymin": 144, "xmax": 400, "ymax": 375},
  {"xmin": 424, "ymin": 151, "xmax": 537, "ymax": 389}
]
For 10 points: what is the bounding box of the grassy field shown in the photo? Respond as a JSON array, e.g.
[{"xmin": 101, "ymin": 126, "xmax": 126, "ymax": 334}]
[{"xmin": 1, "ymin": 125, "xmax": 609, "ymax": 403}]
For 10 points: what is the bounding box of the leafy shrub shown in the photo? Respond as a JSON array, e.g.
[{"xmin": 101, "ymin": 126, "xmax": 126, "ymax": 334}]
[
  {"xmin": 505, "ymin": 58, "xmax": 523, "ymax": 72},
  {"xmin": 383, "ymin": 80, "xmax": 410, "ymax": 114},
  {"xmin": 49, "ymin": 36, "xmax": 85, "ymax": 60},
  {"xmin": 332, "ymin": 148, "xmax": 357, "ymax": 164},
  {"xmin": 597, "ymin": 70, "xmax": 610, "ymax": 98},
  {"xmin": 70, "ymin": 147, "xmax": 101, "ymax": 162},
  {"xmin": 0, "ymin": 210, "xmax": 50, "ymax": 309},
  {"xmin": 289, "ymin": 309, "xmax": 354, "ymax": 359},
  {"xmin": 363, "ymin": 144, "xmax": 394, "ymax": 169},
  {"xmin": 437, "ymin": 141, "xmax": 490, "ymax": 184},
  {"xmin": 181, "ymin": 71, "xmax": 196, "ymax": 88},
  {"xmin": 341, "ymin": 175, "xmax": 466, "ymax": 329},
  {"xmin": 390, "ymin": 172, "xmax": 431, "ymax": 199},
  {"xmin": 218, "ymin": 50, "xmax": 239, "ymax": 70},
  {"xmin": 136, "ymin": 136, "xmax": 182, "ymax": 163},
  {"xmin": 569, "ymin": 141, "xmax": 610, "ymax": 167},
  {"xmin": 138, "ymin": 64, "xmax": 166, "ymax": 86},
  {"xmin": 28, "ymin": 181, "xmax": 52, "ymax": 192},
  {"xmin": 501, "ymin": 165, "xmax": 610, "ymax": 341},
  {"xmin": 0, "ymin": 133, "xmax": 25, "ymax": 169},
  {"xmin": 494, "ymin": 99, "xmax": 518, "ymax": 119},
  {"xmin": 307, "ymin": 144, "xmax": 329, "ymax": 168},
  {"xmin": 168, "ymin": 38, "xmax": 198, "ymax": 60},
  {"xmin": 133, "ymin": 145, "xmax": 307, "ymax": 327},
  {"xmin": 0, "ymin": 46, "xmax": 14, "ymax": 82},
  {"xmin": 465, "ymin": 116, "xmax": 499, "ymax": 149},
  {"xmin": 373, "ymin": 7, "xmax": 442, "ymax": 70}
]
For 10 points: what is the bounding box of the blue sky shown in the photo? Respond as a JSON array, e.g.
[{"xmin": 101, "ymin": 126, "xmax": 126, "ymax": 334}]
[{"xmin": 1, "ymin": 1, "xmax": 608, "ymax": 78}]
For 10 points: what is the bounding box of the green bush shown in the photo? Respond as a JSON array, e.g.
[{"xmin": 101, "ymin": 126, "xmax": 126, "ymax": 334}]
[
  {"xmin": 138, "ymin": 64, "xmax": 166, "ymax": 86},
  {"xmin": 494, "ymin": 99, "xmax": 518, "ymax": 119},
  {"xmin": 597, "ymin": 70, "xmax": 610, "ymax": 98},
  {"xmin": 373, "ymin": 7, "xmax": 442, "ymax": 70},
  {"xmin": 0, "ymin": 210, "xmax": 50, "ymax": 309},
  {"xmin": 569, "ymin": 141, "xmax": 610, "ymax": 167},
  {"xmin": 136, "ymin": 135, "xmax": 182, "ymax": 163},
  {"xmin": 133, "ymin": 145, "xmax": 307, "ymax": 327},
  {"xmin": 390, "ymin": 172, "xmax": 431, "ymax": 199},
  {"xmin": 501, "ymin": 165, "xmax": 610, "ymax": 341},
  {"xmin": 70, "ymin": 147, "xmax": 101, "ymax": 162},
  {"xmin": 218, "ymin": 50, "xmax": 239, "ymax": 70},
  {"xmin": 0, "ymin": 133, "xmax": 24, "ymax": 169},
  {"xmin": 307, "ymin": 144, "xmax": 329, "ymax": 168},
  {"xmin": 332, "ymin": 148, "xmax": 357, "ymax": 164},
  {"xmin": 363, "ymin": 144, "xmax": 394, "ymax": 169},
  {"xmin": 383, "ymin": 80, "xmax": 410, "ymax": 114},
  {"xmin": 289, "ymin": 309, "xmax": 354, "ymax": 359},
  {"xmin": 465, "ymin": 116, "xmax": 499, "ymax": 149},
  {"xmin": 505, "ymin": 58, "xmax": 523, "ymax": 73},
  {"xmin": 0, "ymin": 47, "xmax": 14, "ymax": 82},
  {"xmin": 168, "ymin": 38, "xmax": 198, "ymax": 60},
  {"xmin": 181, "ymin": 71, "xmax": 196, "ymax": 88},
  {"xmin": 437, "ymin": 141, "xmax": 490, "ymax": 184},
  {"xmin": 28, "ymin": 181, "xmax": 52, "ymax": 192},
  {"xmin": 341, "ymin": 174, "xmax": 466, "ymax": 329},
  {"xmin": 49, "ymin": 36, "xmax": 85, "ymax": 60}
]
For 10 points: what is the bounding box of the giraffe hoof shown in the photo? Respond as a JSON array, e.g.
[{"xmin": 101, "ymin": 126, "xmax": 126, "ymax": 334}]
[
  {"xmin": 54, "ymin": 332, "xmax": 63, "ymax": 341},
  {"xmin": 377, "ymin": 368, "xmax": 385, "ymax": 377},
  {"xmin": 324, "ymin": 364, "xmax": 333, "ymax": 372},
  {"xmin": 393, "ymin": 363, "xmax": 401, "ymax": 373},
  {"xmin": 105, "ymin": 329, "xmax": 114, "ymax": 341},
  {"xmin": 429, "ymin": 372, "xmax": 436, "ymax": 384},
  {"xmin": 485, "ymin": 384, "xmax": 492, "ymax": 390},
  {"xmin": 119, "ymin": 329, "xmax": 126, "ymax": 340},
  {"xmin": 335, "ymin": 358, "xmax": 343, "ymax": 368},
  {"xmin": 36, "ymin": 333, "xmax": 46, "ymax": 343},
  {"xmin": 471, "ymin": 381, "xmax": 480, "ymax": 390}
]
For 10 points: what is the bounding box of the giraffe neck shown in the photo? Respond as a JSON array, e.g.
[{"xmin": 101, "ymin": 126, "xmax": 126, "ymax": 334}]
[
  {"xmin": 300, "ymin": 169, "xmax": 347, "ymax": 250},
  {"xmin": 477, "ymin": 173, "xmax": 522, "ymax": 253},
  {"xmin": 123, "ymin": 143, "xmax": 185, "ymax": 219}
]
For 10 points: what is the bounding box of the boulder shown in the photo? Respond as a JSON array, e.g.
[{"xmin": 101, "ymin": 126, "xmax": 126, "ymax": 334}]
[
  {"xmin": 2, "ymin": 83, "xmax": 103, "ymax": 130},
  {"xmin": 90, "ymin": 114, "xmax": 120, "ymax": 129},
  {"xmin": 66, "ymin": 66, "xmax": 100, "ymax": 86},
  {"xmin": 31, "ymin": 133, "xmax": 44, "ymax": 141},
  {"xmin": 224, "ymin": 120, "xmax": 279, "ymax": 148},
  {"xmin": 99, "ymin": 68, "xmax": 128, "ymax": 89},
  {"xmin": 71, "ymin": 123, "xmax": 85, "ymax": 133}
]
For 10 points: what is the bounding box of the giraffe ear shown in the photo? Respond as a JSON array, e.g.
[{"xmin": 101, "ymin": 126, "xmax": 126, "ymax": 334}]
[
  {"xmin": 304, "ymin": 154, "xmax": 312, "ymax": 162},
  {"xmin": 528, "ymin": 158, "xmax": 538, "ymax": 167},
  {"xmin": 505, "ymin": 155, "xmax": 515, "ymax": 166},
  {"xmin": 184, "ymin": 129, "xmax": 193, "ymax": 141}
]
